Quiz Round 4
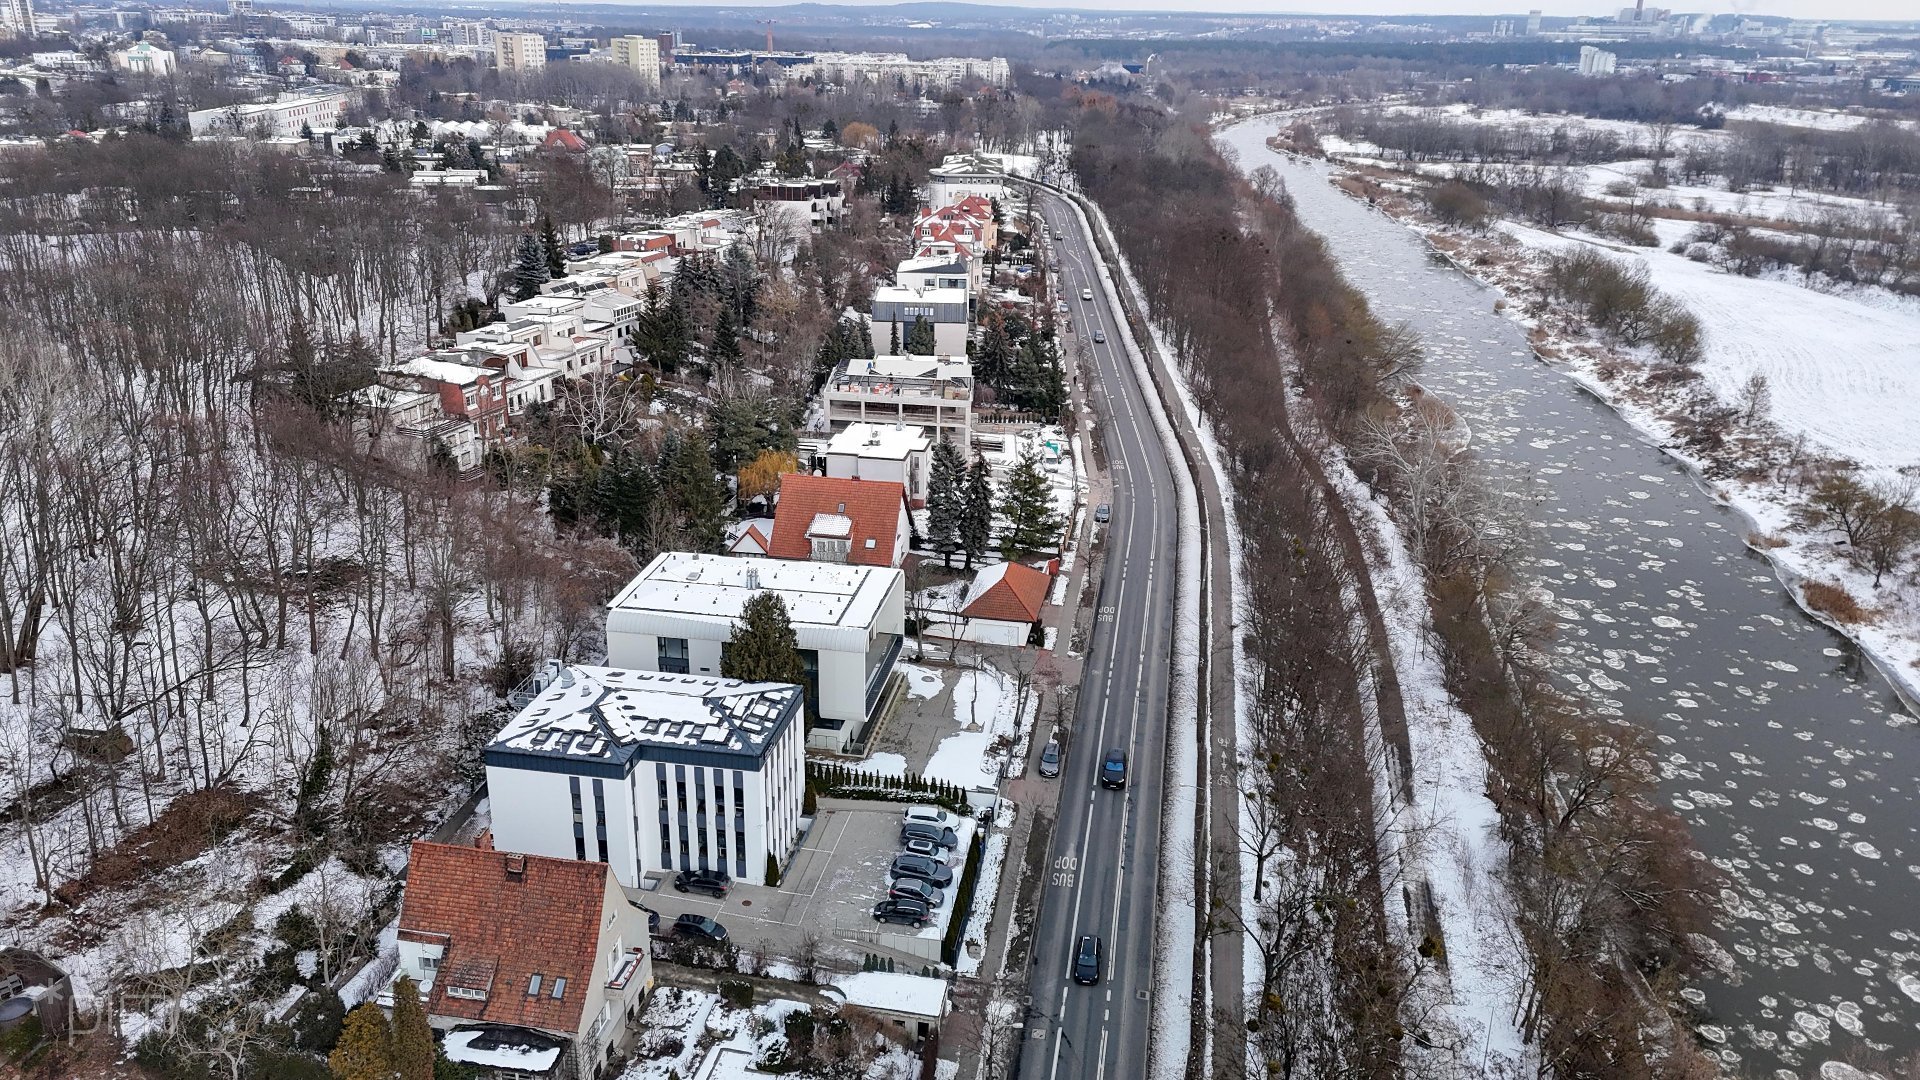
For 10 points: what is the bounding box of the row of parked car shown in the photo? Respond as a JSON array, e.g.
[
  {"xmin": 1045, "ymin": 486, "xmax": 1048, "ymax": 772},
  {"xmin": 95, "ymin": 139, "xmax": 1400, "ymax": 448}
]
[{"xmin": 871, "ymin": 805, "xmax": 967, "ymax": 931}]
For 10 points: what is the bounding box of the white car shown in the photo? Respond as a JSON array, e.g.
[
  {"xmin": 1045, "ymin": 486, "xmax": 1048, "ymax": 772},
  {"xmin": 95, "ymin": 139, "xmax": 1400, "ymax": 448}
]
[
  {"xmin": 1080, "ymin": 288, "xmax": 1094, "ymax": 302},
  {"xmin": 902, "ymin": 804, "xmax": 965, "ymax": 832}
]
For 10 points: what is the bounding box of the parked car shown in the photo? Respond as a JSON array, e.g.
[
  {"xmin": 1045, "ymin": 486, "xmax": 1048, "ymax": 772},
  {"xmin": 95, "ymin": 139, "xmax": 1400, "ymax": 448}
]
[
  {"xmin": 901, "ymin": 837, "xmax": 947, "ymax": 861},
  {"xmin": 902, "ymin": 805, "xmax": 964, "ymax": 832},
  {"xmin": 1101, "ymin": 749, "xmax": 1127, "ymax": 790},
  {"xmin": 1092, "ymin": 330, "xmax": 1106, "ymax": 344},
  {"xmin": 900, "ymin": 822, "xmax": 959, "ymax": 850},
  {"xmin": 1073, "ymin": 935, "xmax": 1103, "ymax": 985},
  {"xmin": 891, "ymin": 854, "xmax": 954, "ymax": 889},
  {"xmin": 674, "ymin": 869, "xmax": 731, "ymax": 898},
  {"xmin": 872, "ymin": 899, "xmax": 932, "ymax": 928},
  {"xmin": 888, "ymin": 878, "xmax": 945, "ymax": 907},
  {"xmin": 1080, "ymin": 288, "xmax": 1094, "ymax": 301},
  {"xmin": 673, "ymin": 914, "xmax": 728, "ymax": 942},
  {"xmin": 1038, "ymin": 740, "xmax": 1062, "ymax": 778},
  {"xmin": 1094, "ymin": 503, "xmax": 1111, "ymax": 523}
]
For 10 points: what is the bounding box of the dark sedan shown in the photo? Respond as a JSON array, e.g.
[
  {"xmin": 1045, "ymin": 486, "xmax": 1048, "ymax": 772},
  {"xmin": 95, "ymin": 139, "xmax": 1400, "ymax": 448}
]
[
  {"xmin": 674, "ymin": 869, "xmax": 730, "ymax": 898},
  {"xmin": 890, "ymin": 854, "xmax": 954, "ymax": 890},
  {"xmin": 1073, "ymin": 935, "xmax": 1102, "ymax": 985},
  {"xmin": 873, "ymin": 899, "xmax": 932, "ymax": 928},
  {"xmin": 1100, "ymin": 749, "xmax": 1127, "ymax": 790},
  {"xmin": 673, "ymin": 914, "xmax": 728, "ymax": 942}
]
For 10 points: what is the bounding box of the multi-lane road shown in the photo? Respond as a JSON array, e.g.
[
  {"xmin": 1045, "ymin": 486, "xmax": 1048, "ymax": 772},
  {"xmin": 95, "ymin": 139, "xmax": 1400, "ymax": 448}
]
[{"xmin": 1014, "ymin": 192, "xmax": 1183, "ymax": 1080}]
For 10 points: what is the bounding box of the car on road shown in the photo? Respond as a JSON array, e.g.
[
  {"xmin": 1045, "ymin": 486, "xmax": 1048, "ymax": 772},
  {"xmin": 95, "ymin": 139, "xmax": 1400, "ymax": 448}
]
[
  {"xmin": 673, "ymin": 869, "xmax": 731, "ymax": 898},
  {"xmin": 890, "ymin": 854, "xmax": 954, "ymax": 889},
  {"xmin": 900, "ymin": 822, "xmax": 958, "ymax": 850},
  {"xmin": 673, "ymin": 914, "xmax": 728, "ymax": 943},
  {"xmin": 1092, "ymin": 329, "xmax": 1106, "ymax": 343},
  {"xmin": 1073, "ymin": 935, "xmax": 1103, "ymax": 985},
  {"xmin": 888, "ymin": 878, "xmax": 945, "ymax": 907},
  {"xmin": 1080, "ymin": 288, "xmax": 1094, "ymax": 301},
  {"xmin": 1049, "ymin": 259, "xmax": 1060, "ymax": 271},
  {"xmin": 902, "ymin": 805, "xmax": 964, "ymax": 832},
  {"xmin": 872, "ymin": 899, "xmax": 932, "ymax": 928},
  {"xmin": 1038, "ymin": 740, "xmax": 1062, "ymax": 778},
  {"xmin": 1093, "ymin": 503, "xmax": 1111, "ymax": 524},
  {"xmin": 1100, "ymin": 749, "xmax": 1128, "ymax": 790}
]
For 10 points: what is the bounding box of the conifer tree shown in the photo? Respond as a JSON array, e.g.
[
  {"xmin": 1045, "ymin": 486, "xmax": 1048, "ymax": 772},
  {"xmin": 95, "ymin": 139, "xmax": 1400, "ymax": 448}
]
[
  {"xmin": 709, "ymin": 307, "xmax": 741, "ymax": 376},
  {"xmin": 926, "ymin": 440, "xmax": 966, "ymax": 569},
  {"xmin": 905, "ymin": 315, "xmax": 937, "ymax": 355},
  {"xmin": 329, "ymin": 1003, "xmax": 393, "ymax": 1080},
  {"xmin": 888, "ymin": 320, "xmax": 900, "ymax": 355},
  {"xmin": 539, "ymin": 213, "xmax": 567, "ymax": 278},
  {"xmin": 658, "ymin": 434, "xmax": 725, "ymax": 553},
  {"xmin": 959, "ymin": 454, "xmax": 994, "ymax": 570},
  {"xmin": 511, "ymin": 233, "xmax": 550, "ymax": 301},
  {"xmin": 723, "ymin": 592, "xmax": 806, "ymax": 690},
  {"xmin": 390, "ymin": 976, "xmax": 434, "ymax": 1080},
  {"xmin": 1000, "ymin": 447, "xmax": 1061, "ymax": 560}
]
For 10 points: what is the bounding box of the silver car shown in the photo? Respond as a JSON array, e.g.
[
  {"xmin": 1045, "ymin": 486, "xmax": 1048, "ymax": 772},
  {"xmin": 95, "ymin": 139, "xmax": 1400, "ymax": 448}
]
[{"xmin": 1038, "ymin": 740, "xmax": 1062, "ymax": 779}]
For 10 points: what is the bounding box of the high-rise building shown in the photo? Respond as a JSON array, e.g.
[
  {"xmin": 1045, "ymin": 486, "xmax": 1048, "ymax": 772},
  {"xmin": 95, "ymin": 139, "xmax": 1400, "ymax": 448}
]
[
  {"xmin": 494, "ymin": 31, "xmax": 547, "ymax": 73},
  {"xmin": 1578, "ymin": 45, "xmax": 1618, "ymax": 75},
  {"xmin": 0, "ymin": 0, "xmax": 35, "ymax": 38},
  {"xmin": 609, "ymin": 34, "xmax": 660, "ymax": 92},
  {"xmin": 1526, "ymin": 9, "xmax": 1543, "ymax": 34}
]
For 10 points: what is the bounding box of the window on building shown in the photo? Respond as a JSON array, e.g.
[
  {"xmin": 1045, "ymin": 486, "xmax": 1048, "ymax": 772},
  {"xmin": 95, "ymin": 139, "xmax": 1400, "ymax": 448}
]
[
  {"xmin": 551, "ymin": 978, "xmax": 566, "ymax": 999},
  {"xmin": 658, "ymin": 637, "xmax": 690, "ymax": 674},
  {"xmin": 527, "ymin": 975, "xmax": 543, "ymax": 996}
]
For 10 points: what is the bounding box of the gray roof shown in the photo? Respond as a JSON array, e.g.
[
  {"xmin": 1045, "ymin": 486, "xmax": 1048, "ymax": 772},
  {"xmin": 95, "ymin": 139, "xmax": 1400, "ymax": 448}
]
[{"xmin": 486, "ymin": 665, "xmax": 801, "ymax": 772}]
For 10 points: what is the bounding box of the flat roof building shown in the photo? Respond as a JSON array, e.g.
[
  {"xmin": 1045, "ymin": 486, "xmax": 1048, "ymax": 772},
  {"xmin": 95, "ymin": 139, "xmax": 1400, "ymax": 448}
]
[{"xmin": 825, "ymin": 354, "xmax": 973, "ymax": 449}]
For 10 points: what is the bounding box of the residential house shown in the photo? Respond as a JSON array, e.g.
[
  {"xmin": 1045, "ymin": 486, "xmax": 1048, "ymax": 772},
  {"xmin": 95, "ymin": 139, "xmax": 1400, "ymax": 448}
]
[
  {"xmin": 606, "ymin": 553, "xmax": 906, "ymax": 752},
  {"xmin": 929, "ymin": 561, "xmax": 1050, "ymax": 646},
  {"xmin": 394, "ymin": 840, "xmax": 654, "ymax": 1079},
  {"xmin": 384, "ymin": 356, "xmax": 510, "ymax": 440},
  {"xmin": 830, "ymin": 972, "xmax": 949, "ymax": 1042},
  {"xmin": 869, "ymin": 286, "xmax": 969, "ymax": 356},
  {"xmin": 354, "ymin": 384, "xmax": 483, "ymax": 473},
  {"xmin": 769, "ymin": 474, "xmax": 911, "ymax": 569},
  {"xmin": 894, "ymin": 252, "xmax": 974, "ymax": 296},
  {"xmin": 746, "ymin": 176, "xmax": 845, "ymax": 230},
  {"xmin": 824, "ymin": 423, "xmax": 930, "ymax": 508},
  {"xmin": 111, "ymin": 41, "xmax": 177, "ymax": 76},
  {"xmin": 915, "ymin": 195, "xmax": 998, "ymax": 251},
  {"xmin": 824, "ymin": 355, "xmax": 973, "ymax": 449},
  {"xmin": 927, "ymin": 153, "xmax": 1006, "ymax": 210},
  {"xmin": 490, "ymin": 663, "xmax": 806, "ymax": 884}
]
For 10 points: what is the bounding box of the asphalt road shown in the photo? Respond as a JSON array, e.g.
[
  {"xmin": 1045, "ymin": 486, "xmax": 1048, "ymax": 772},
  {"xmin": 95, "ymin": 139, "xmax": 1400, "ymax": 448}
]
[{"xmin": 1015, "ymin": 192, "xmax": 1181, "ymax": 1080}]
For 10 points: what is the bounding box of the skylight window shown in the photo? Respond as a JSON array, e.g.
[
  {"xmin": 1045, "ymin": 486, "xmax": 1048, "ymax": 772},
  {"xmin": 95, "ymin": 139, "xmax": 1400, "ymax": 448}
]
[
  {"xmin": 551, "ymin": 978, "xmax": 567, "ymax": 999},
  {"xmin": 527, "ymin": 975, "xmax": 542, "ymax": 996}
]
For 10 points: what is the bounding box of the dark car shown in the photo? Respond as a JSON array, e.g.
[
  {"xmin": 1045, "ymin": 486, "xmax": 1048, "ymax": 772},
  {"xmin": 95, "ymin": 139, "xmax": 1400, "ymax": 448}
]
[
  {"xmin": 1101, "ymin": 749, "xmax": 1127, "ymax": 790},
  {"xmin": 1073, "ymin": 935, "xmax": 1102, "ymax": 985},
  {"xmin": 673, "ymin": 914, "xmax": 728, "ymax": 942},
  {"xmin": 890, "ymin": 854, "xmax": 954, "ymax": 890},
  {"xmin": 888, "ymin": 878, "xmax": 945, "ymax": 907},
  {"xmin": 567, "ymin": 240, "xmax": 599, "ymax": 258},
  {"xmin": 1092, "ymin": 330, "xmax": 1106, "ymax": 344},
  {"xmin": 674, "ymin": 869, "xmax": 731, "ymax": 898},
  {"xmin": 899, "ymin": 822, "xmax": 959, "ymax": 850},
  {"xmin": 1093, "ymin": 503, "xmax": 1111, "ymax": 523},
  {"xmin": 1038, "ymin": 740, "xmax": 1062, "ymax": 779},
  {"xmin": 872, "ymin": 899, "xmax": 932, "ymax": 928}
]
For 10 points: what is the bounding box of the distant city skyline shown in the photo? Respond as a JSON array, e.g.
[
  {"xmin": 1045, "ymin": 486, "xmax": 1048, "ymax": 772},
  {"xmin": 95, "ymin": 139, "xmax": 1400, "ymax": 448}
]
[{"xmin": 538, "ymin": 0, "xmax": 1919, "ymax": 25}]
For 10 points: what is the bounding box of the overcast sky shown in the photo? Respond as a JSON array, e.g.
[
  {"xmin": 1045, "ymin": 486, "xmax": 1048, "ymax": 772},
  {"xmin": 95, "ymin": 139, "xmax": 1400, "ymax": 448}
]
[{"xmin": 609, "ymin": 0, "xmax": 1919, "ymax": 24}]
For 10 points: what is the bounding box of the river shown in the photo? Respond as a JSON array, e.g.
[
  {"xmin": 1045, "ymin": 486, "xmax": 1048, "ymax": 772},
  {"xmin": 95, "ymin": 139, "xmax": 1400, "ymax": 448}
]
[{"xmin": 1217, "ymin": 118, "xmax": 1920, "ymax": 1079}]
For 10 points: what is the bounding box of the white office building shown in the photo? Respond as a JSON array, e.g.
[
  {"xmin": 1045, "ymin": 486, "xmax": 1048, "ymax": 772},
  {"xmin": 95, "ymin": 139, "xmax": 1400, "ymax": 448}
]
[
  {"xmin": 494, "ymin": 31, "xmax": 547, "ymax": 72},
  {"xmin": 487, "ymin": 663, "xmax": 807, "ymax": 886},
  {"xmin": 188, "ymin": 89, "xmax": 349, "ymax": 137},
  {"xmin": 609, "ymin": 34, "xmax": 660, "ymax": 92},
  {"xmin": 607, "ymin": 552, "xmax": 906, "ymax": 752}
]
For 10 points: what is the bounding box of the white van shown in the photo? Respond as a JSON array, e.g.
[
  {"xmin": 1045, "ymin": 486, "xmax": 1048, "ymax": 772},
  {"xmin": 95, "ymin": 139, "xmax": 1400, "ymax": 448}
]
[{"xmin": 1080, "ymin": 288, "xmax": 1094, "ymax": 302}]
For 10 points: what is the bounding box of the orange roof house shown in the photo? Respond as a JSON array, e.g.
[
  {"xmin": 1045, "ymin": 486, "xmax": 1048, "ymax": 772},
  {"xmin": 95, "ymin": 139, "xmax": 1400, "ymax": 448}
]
[
  {"xmin": 768, "ymin": 474, "xmax": 911, "ymax": 568},
  {"xmin": 960, "ymin": 561, "xmax": 1050, "ymax": 625}
]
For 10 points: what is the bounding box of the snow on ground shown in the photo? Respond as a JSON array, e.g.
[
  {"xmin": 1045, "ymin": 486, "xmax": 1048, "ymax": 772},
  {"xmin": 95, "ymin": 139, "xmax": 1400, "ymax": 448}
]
[
  {"xmin": 1725, "ymin": 104, "xmax": 1918, "ymax": 132},
  {"xmin": 896, "ymin": 662, "xmax": 947, "ymax": 701},
  {"xmin": 1322, "ymin": 444, "xmax": 1530, "ymax": 1074},
  {"xmin": 955, "ymin": 804, "xmax": 1012, "ymax": 978},
  {"xmin": 853, "ymin": 753, "xmax": 909, "ymax": 778},
  {"xmin": 922, "ymin": 664, "xmax": 1028, "ymax": 791}
]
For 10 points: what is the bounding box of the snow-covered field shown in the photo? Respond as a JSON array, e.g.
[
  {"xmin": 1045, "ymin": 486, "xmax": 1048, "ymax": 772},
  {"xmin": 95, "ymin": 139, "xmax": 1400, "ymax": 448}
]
[{"xmin": 618, "ymin": 987, "xmax": 920, "ymax": 1080}]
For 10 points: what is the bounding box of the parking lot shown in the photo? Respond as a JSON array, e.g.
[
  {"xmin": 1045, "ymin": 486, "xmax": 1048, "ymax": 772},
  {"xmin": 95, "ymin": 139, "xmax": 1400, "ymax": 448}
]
[{"xmin": 631, "ymin": 800, "xmax": 975, "ymax": 969}]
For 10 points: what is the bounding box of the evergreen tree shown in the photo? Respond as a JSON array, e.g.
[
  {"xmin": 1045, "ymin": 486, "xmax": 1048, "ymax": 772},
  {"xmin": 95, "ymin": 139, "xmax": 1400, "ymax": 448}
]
[
  {"xmin": 905, "ymin": 315, "xmax": 937, "ymax": 355},
  {"xmin": 329, "ymin": 1003, "xmax": 394, "ymax": 1080},
  {"xmin": 973, "ymin": 314, "xmax": 1013, "ymax": 390},
  {"xmin": 592, "ymin": 450, "xmax": 656, "ymax": 552},
  {"xmin": 380, "ymin": 144, "xmax": 405, "ymax": 173},
  {"xmin": 391, "ymin": 976, "xmax": 434, "ymax": 1080},
  {"xmin": 720, "ymin": 243, "xmax": 761, "ymax": 322},
  {"xmin": 887, "ymin": 320, "xmax": 900, "ymax": 355},
  {"xmin": 959, "ymin": 454, "xmax": 994, "ymax": 570},
  {"xmin": 925, "ymin": 440, "xmax": 966, "ymax": 569},
  {"xmin": 1000, "ymin": 447, "xmax": 1060, "ymax": 560},
  {"xmin": 511, "ymin": 233, "xmax": 550, "ymax": 301},
  {"xmin": 539, "ymin": 213, "xmax": 566, "ymax": 279},
  {"xmin": 722, "ymin": 592, "xmax": 806, "ymax": 689},
  {"xmin": 820, "ymin": 118, "xmax": 838, "ymax": 140},
  {"xmin": 708, "ymin": 307, "xmax": 741, "ymax": 377},
  {"xmin": 658, "ymin": 434, "xmax": 725, "ymax": 553}
]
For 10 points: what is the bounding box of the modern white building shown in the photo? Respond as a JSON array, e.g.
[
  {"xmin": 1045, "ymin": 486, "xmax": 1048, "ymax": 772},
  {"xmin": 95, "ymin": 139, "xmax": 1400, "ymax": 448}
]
[
  {"xmin": 1578, "ymin": 45, "xmax": 1618, "ymax": 75},
  {"xmin": 606, "ymin": 552, "xmax": 907, "ymax": 752},
  {"xmin": 895, "ymin": 253, "xmax": 973, "ymax": 295},
  {"xmin": 609, "ymin": 34, "xmax": 660, "ymax": 92},
  {"xmin": 111, "ymin": 42, "xmax": 176, "ymax": 77},
  {"xmin": 927, "ymin": 154, "xmax": 1007, "ymax": 210},
  {"xmin": 870, "ymin": 285, "xmax": 969, "ymax": 356},
  {"xmin": 488, "ymin": 663, "xmax": 807, "ymax": 886},
  {"xmin": 188, "ymin": 89, "xmax": 349, "ymax": 137},
  {"xmin": 824, "ymin": 354, "xmax": 974, "ymax": 449},
  {"xmin": 494, "ymin": 31, "xmax": 547, "ymax": 72},
  {"xmin": 807, "ymin": 52, "xmax": 1008, "ymax": 90},
  {"xmin": 825, "ymin": 423, "xmax": 931, "ymax": 508},
  {"xmin": 0, "ymin": 0, "xmax": 33, "ymax": 38}
]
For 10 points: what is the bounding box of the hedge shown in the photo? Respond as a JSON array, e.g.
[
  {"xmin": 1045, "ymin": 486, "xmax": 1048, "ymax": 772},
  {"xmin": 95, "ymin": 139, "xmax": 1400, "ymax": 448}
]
[{"xmin": 941, "ymin": 833, "xmax": 986, "ymax": 967}]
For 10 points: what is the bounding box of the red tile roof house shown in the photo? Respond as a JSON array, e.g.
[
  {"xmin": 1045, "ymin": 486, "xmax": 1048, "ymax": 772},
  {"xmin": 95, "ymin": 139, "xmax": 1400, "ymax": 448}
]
[
  {"xmin": 768, "ymin": 474, "xmax": 912, "ymax": 568},
  {"xmin": 925, "ymin": 561, "xmax": 1050, "ymax": 647},
  {"xmin": 392, "ymin": 840, "xmax": 655, "ymax": 1079}
]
